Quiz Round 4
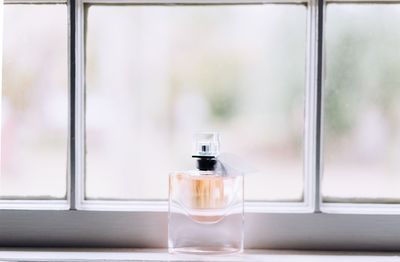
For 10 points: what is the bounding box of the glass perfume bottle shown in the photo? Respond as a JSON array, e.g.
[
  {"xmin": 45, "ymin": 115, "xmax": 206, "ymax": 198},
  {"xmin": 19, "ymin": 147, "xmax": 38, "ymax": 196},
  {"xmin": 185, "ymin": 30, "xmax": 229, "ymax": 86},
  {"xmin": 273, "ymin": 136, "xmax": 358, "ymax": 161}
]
[{"xmin": 168, "ymin": 133, "xmax": 244, "ymax": 254}]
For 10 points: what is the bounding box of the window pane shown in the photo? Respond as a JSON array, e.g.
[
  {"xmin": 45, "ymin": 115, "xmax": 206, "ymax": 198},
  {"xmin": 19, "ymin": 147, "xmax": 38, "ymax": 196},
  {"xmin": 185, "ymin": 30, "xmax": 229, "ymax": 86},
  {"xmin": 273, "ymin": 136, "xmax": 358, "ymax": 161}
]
[
  {"xmin": 323, "ymin": 4, "xmax": 400, "ymax": 203},
  {"xmin": 85, "ymin": 5, "xmax": 306, "ymax": 201},
  {"xmin": 1, "ymin": 5, "xmax": 68, "ymax": 199}
]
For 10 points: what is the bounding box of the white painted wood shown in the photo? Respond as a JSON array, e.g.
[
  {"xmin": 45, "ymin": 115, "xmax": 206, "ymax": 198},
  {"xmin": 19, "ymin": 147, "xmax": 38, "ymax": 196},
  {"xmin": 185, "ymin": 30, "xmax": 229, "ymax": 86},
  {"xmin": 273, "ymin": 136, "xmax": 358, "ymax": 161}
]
[
  {"xmin": 4, "ymin": 0, "xmax": 66, "ymax": 3},
  {"xmin": 74, "ymin": 0, "xmax": 85, "ymax": 210},
  {"xmin": 0, "ymin": 0, "xmax": 2, "ymax": 177},
  {"xmin": 322, "ymin": 203, "xmax": 400, "ymax": 214},
  {"xmin": 83, "ymin": 0, "xmax": 306, "ymax": 4},
  {"xmin": 0, "ymin": 200, "xmax": 69, "ymax": 210},
  {"xmin": 305, "ymin": 0, "xmax": 320, "ymax": 213},
  {"xmin": 0, "ymin": 249, "xmax": 400, "ymax": 261},
  {"xmin": 2, "ymin": 211, "xmax": 400, "ymax": 250},
  {"xmin": 326, "ymin": 0, "xmax": 400, "ymax": 2},
  {"xmin": 78, "ymin": 200, "xmax": 313, "ymax": 213},
  {"xmin": 75, "ymin": 0, "xmax": 318, "ymax": 214},
  {"xmin": 66, "ymin": 0, "xmax": 73, "ymax": 211}
]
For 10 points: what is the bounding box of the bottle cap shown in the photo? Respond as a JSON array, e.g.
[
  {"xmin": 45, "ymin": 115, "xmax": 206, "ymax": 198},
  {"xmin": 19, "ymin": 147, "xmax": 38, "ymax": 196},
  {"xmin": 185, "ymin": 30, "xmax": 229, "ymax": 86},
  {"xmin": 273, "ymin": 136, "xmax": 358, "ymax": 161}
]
[{"xmin": 192, "ymin": 133, "xmax": 220, "ymax": 158}]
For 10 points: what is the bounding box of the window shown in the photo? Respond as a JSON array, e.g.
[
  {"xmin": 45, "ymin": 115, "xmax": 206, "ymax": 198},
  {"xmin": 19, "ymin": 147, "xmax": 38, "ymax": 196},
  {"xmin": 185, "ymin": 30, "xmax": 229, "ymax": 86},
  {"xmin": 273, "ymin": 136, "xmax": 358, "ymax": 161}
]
[
  {"xmin": 2, "ymin": 0, "xmax": 400, "ymax": 251},
  {"xmin": 1, "ymin": 4, "xmax": 68, "ymax": 199},
  {"xmin": 323, "ymin": 4, "xmax": 400, "ymax": 204},
  {"xmin": 85, "ymin": 5, "xmax": 307, "ymax": 201}
]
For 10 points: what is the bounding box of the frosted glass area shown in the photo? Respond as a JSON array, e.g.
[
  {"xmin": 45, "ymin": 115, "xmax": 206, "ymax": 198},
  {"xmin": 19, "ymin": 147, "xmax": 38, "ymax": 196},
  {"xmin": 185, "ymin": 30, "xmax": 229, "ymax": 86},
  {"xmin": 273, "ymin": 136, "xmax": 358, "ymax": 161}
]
[
  {"xmin": 1, "ymin": 5, "xmax": 68, "ymax": 199},
  {"xmin": 323, "ymin": 4, "xmax": 400, "ymax": 203},
  {"xmin": 85, "ymin": 5, "xmax": 307, "ymax": 201}
]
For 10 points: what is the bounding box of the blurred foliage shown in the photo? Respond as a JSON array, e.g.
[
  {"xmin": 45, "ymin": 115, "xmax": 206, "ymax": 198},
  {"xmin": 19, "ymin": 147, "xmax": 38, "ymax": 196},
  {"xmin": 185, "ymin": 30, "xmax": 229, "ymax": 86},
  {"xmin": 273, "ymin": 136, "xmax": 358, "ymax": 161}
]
[
  {"xmin": 2, "ymin": 66, "xmax": 35, "ymax": 111},
  {"xmin": 199, "ymin": 59, "xmax": 241, "ymax": 121},
  {"xmin": 325, "ymin": 5, "xmax": 400, "ymax": 141}
]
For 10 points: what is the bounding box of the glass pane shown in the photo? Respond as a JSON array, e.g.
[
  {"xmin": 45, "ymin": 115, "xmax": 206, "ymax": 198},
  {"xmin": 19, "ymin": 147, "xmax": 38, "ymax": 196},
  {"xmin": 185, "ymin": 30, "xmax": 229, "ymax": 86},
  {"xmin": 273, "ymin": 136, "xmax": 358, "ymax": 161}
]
[
  {"xmin": 323, "ymin": 4, "xmax": 400, "ymax": 203},
  {"xmin": 1, "ymin": 5, "xmax": 68, "ymax": 199},
  {"xmin": 85, "ymin": 5, "xmax": 306, "ymax": 201}
]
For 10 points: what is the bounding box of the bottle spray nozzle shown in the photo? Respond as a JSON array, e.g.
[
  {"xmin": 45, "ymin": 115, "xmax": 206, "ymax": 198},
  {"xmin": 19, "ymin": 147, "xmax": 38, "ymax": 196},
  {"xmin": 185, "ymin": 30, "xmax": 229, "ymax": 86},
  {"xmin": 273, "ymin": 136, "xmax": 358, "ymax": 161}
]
[
  {"xmin": 192, "ymin": 133, "xmax": 220, "ymax": 171},
  {"xmin": 192, "ymin": 133, "xmax": 220, "ymax": 158}
]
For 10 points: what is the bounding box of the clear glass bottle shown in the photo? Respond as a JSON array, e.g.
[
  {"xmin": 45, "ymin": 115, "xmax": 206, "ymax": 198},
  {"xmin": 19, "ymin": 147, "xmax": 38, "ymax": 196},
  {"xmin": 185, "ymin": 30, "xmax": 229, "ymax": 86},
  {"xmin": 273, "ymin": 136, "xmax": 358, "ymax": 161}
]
[{"xmin": 168, "ymin": 133, "xmax": 244, "ymax": 254}]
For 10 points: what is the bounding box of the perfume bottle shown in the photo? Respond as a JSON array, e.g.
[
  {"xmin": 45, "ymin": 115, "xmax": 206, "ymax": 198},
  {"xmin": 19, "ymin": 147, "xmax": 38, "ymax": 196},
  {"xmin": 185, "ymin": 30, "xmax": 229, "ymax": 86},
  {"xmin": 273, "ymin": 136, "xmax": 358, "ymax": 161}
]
[{"xmin": 168, "ymin": 133, "xmax": 244, "ymax": 254}]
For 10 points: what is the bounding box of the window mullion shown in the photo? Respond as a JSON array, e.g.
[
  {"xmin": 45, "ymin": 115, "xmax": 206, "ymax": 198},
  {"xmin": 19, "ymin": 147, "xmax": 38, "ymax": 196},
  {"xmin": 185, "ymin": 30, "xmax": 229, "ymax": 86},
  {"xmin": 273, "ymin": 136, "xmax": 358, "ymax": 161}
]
[
  {"xmin": 304, "ymin": 0, "xmax": 322, "ymax": 213},
  {"xmin": 71, "ymin": 0, "xmax": 85, "ymax": 210},
  {"xmin": 315, "ymin": 0, "xmax": 325, "ymax": 212},
  {"xmin": 68, "ymin": 0, "xmax": 77, "ymax": 210}
]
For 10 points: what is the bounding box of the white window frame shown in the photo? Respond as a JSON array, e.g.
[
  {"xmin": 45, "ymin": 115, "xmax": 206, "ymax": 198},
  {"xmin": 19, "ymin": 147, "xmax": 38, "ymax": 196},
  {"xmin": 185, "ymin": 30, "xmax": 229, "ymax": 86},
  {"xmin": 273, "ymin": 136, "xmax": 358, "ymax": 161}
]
[
  {"xmin": 74, "ymin": 0, "xmax": 318, "ymax": 212},
  {"xmin": 1, "ymin": 0, "xmax": 400, "ymax": 251}
]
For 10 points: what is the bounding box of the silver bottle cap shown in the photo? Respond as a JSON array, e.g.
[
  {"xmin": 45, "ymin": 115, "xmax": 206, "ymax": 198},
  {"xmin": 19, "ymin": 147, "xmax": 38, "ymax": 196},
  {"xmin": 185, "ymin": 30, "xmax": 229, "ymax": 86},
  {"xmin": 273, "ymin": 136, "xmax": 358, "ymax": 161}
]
[{"xmin": 193, "ymin": 133, "xmax": 220, "ymax": 157}]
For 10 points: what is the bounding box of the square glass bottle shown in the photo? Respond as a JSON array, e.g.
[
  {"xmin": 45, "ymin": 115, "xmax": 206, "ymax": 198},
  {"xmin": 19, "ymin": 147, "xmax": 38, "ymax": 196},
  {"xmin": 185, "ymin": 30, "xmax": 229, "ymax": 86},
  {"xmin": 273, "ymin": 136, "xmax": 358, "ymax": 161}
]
[{"xmin": 168, "ymin": 133, "xmax": 244, "ymax": 254}]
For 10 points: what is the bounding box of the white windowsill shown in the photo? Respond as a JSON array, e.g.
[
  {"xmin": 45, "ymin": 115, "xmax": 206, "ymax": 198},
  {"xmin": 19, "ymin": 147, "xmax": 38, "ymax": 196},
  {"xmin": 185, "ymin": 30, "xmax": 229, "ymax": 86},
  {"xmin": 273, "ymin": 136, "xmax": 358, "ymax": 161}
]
[{"xmin": 0, "ymin": 249, "xmax": 399, "ymax": 261}]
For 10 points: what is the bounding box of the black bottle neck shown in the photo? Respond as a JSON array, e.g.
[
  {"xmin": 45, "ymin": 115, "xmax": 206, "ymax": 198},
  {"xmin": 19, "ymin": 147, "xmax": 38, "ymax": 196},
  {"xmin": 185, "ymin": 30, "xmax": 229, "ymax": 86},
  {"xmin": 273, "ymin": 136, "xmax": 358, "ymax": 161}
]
[{"xmin": 192, "ymin": 156, "xmax": 217, "ymax": 171}]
